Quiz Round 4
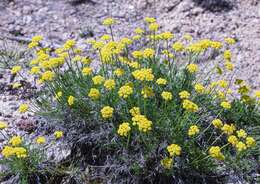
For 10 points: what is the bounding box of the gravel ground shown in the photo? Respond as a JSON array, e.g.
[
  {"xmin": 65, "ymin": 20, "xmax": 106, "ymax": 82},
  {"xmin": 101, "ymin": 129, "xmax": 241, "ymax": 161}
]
[{"xmin": 0, "ymin": 0, "xmax": 259, "ymax": 182}]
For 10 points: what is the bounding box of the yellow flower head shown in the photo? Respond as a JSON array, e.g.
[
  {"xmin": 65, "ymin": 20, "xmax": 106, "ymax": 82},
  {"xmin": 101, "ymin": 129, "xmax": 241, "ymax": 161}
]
[
  {"xmin": 82, "ymin": 67, "xmax": 93, "ymax": 76},
  {"xmin": 118, "ymin": 85, "xmax": 133, "ymax": 99},
  {"xmin": 12, "ymin": 82, "xmax": 21, "ymax": 89},
  {"xmin": 114, "ymin": 68, "xmax": 125, "ymax": 77},
  {"xmin": 212, "ymin": 119, "xmax": 223, "ymax": 129},
  {"xmin": 11, "ymin": 66, "xmax": 22, "ymax": 74},
  {"xmin": 188, "ymin": 125, "xmax": 200, "ymax": 137},
  {"xmin": 0, "ymin": 121, "xmax": 7, "ymax": 129},
  {"xmin": 224, "ymin": 50, "xmax": 231, "ymax": 61},
  {"xmin": 54, "ymin": 91, "xmax": 63, "ymax": 100},
  {"xmin": 100, "ymin": 34, "xmax": 111, "ymax": 41},
  {"xmin": 182, "ymin": 99, "xmax": 199, "ymax": 112},
  {"xmin": 92, "ymin": 75, "xmax": 105, "ymax": 85},
  {"xmin": 132, "ymin": 115, "xmax": 152, "ymax": 132},
  {"xmin": 32, "ymin": 35, "xmax": 43, "ymax": 42},
  {"xmin": 101, "ymin": 106, "xmax": 114, "ymax": 119},
  {"xmin": 103, "ymin": 18, "xmax": 116, "ymax": 26},
  {"xmin": 36, "ymin": 136, "xmax": 46, "ymax": 144},
  {"xmin": 228, "ymin": 135, "xmax": 238, "ymax": 146},
  {"xmin": 144, "ymin": 17, "xmax": 156, "ymax": 23},
  {"xmin": 225, "ymin": 62, "xmax": 234, "ymax": 71},
  {"xmin": 236, "ymin": 129, "xmax": 247, "ymax": 138},
  {"xmin": 9, "ymin": 136, "xmax": 22, "ymax": 146},
  {"xmin": 134, "ymin": 28, "xmax": 145, "ymax": 34},
  {"xmin": 54, "ymin": 131, "xmax": 64, "ymax": 139},
  {"xmin": 13, "ymin": 147, "xmax": 27, "ymax": 158},
  {"xmin": 161, "ymin": 32, "xmax": 174, "ymax": 40},
  {"xmin": 30, "ymin": 66, "xmax": 40, "ymax": 75},
  {"xmin": 143, "ymin": 48, "xmax": 155, "ymax": 58},
  {"xmin": 88, "ymin": 88, "xmax": 100, "ymax": 100},
  {"xmin": 104, "ymin": 79, "xmax": 116, "ymax": 90},
  {"xmin": 186, "ymin": 64, "xmax": 198, "ymax": 73},
  {"xmin": 209, "ymin": 146, "xmax": 225, "ymax": 160},
  {"xmin": 246, "ymin": 137, "xmax": 256, "ymax": 147},
  {"xmin": 194, "ymin": 83, "xmax": 205, "ymax": 94},
  {"xmin": 149, "ymin": 23, "xmax": 159, "ymax": 31},
  {"xmin": 221, "ymin": 124, "xmax": 236, "ymax": 135},
  {"xmin": 19, "ymin": 104, "xmax": 29, "ymax": 113},
  {"xmin": 254, "ymin": 91, "xmax": 260, "ymax": 98},
  {"xmin": 220, "ymin": 101, "xmax": 231, "ymax": 109},
  {"xmin": 156, "ymin": 78, "xmax": 167, "ymax": 85},
  {"xmin": 117, "ymin": 122, "xmax": 131, "ymax": 137},
  {"xmin": 132, "ymin": 68, "xmax": 154, "ymax": 81},
  {"xmin": 63, "ymin": 39, "xmax": 76, "ymax": 50},
  {"xmin": 41, "ymin": 71, "xmax": 55, "ymax": 81},
  {"xmin": 179, "ymin": 90, "xmax": 190, "ymax": 99},
  {"xmin": 161, "ymin": 157, "xmax": 173, "ymax": 169},
  {"xmin": 68, "ymin": 96, "xmax": 75, "ymax": 106},
  {"xmin": 224, "ymin": 37, "xmax": 236, "ymax": 45},
  {"xmin": 161, "ymin": 91, "xmax": 173, "ymax": 101},
  {"xmin": 236, "ymin": 141, "xmax": 247, "ymax": 152},
  {"xmin": 172, "ymin": 42, "xmax": 184, "ymax": 52},
  {"xmin": 130, "ymin": 107, "xmax": 140, "ymax": 117},
  {"xmin": 167, "ymin": 144, "xmax": 181, "ymax": 157}
]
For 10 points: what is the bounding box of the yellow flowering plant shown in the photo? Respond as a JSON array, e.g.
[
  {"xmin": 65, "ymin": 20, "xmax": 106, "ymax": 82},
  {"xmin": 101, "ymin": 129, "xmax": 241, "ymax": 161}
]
[{"xmin": 8, "ymin": 17, "xmax": 259, "ymax": 182}]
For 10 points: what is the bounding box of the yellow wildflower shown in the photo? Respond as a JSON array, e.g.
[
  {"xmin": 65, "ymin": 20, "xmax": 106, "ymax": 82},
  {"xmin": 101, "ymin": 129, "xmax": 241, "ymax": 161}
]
[
  {"xmin": 182, "ymin": 100, "xmax": 199, "ymax": 112},
  {"xmin": 220, "ymin": 101, "xmax": 231, "ymax": 109},
  {"xmin": 130, "ymin": 107, "xmax": 140, "ymax": 117},
  {"xmin": 11, "ymin": 66, "xmax": 22, "ymax": 74},
  {"xmin": 0, "ymin": 121, "xmax": 7, "ymax": 129},
  {"xmin": 117, "ymin": 122, "xmax": 131, "ymax": 137},
  {"xmin": 228, "ymin": 135, "xmax": 238, "ymax": 146},
  {"xmin": 194, "ymin": 83, "xmax": 205, "ymax": 94},
  {"xmin": 19, "ymin": 104, "xmax": 29, "ymax": 113},
  {"xmin": 167, "ymin": 144, "xmax": 181, "ymax": 157},
  {"xmin": 104, "ymin": 79, "xmax": 116, "ymax": 90},
  {"xmin": 92, "ymin": 75, "xmax": 105, "ymax": 85},
  {"xmin": 67, "ymin": 96, "xmax": 75, "ymax": 106},
  {"xmin": 172, "ymin": 42, "xmax": 184, "ymax": 52},
  {"xmin": 179, "ymin": 90, "xmax": 190, "ymax": 99},
  {"xmin": 149, "ymin": 23, "xmax": 159, "ymax": 31},
  {"xmin": 236, "ymin": 129, "xmax": 247, "ymax": 138},
  {"xmin": 161, "ymin": 157, "xmax": 173, "ymax": 169},
  {"xmin": 186, "ymin": 64, "xmax": 198, "ymax": 73},
  {"xmin": 114, "ymin": 68, "xmax": 124, "ymax": 77},
  {"xmin": 221, "ymin": 124, "xmax": 236, "ymax": 135},
  {"xmin": 88, "ymin": 88, "xmax": 100, "ymax": 100},
  {"xmin": 188, "ymin": 125, "xmax": 200, "ymax": 137},
  {"xmin": 9, "ymin": 136, "xmax": 22, "ymax": 146},
  {"xmin": 224, "ymin": 37, "xmax": 236, "ymax": 45},
  {"xmin": 132, "ymin": 115, "xmax": 152, "ymax": 132},
  {"xmin": 156, "ymin": 78, "xmax": 167, "ymax": 85},
  {"xmin": 54, "ymin": 131, "xmax": 64, "ymax": 139},
  {"xmin": 246, "ymin": 137, "xmax": 256, "ymax": 147},
  {"xmin": 103, "ymin": 18, "xmax": 116, "ymax": 26},
  {"xmin": 100, "ymin": 106, "xmax": 114, "ymax": 119},
  {"xmin": 161, "ymin": 91, "xmax": 172, "ymax": 101},
  {"xmin": 236, "ymin": 141, "xmax": 247, "ymax": 152},
  {"xmin": 41, "ymin": 71, "xmax": 55, "ymax": 81},
  {"xmin": 118, "ymin": 85, "xmax": 133, "ymax": 98},
  {"xmin": 36, "ymin": 136, "xmax": 46, "ymax": 144},
  {"xmin": 143, "ymin": 48, "xmax": 155, "ymax": 58},
  {"xmin": 212, "ymin": 119, "xmax": 223, "ymax": 129},
  {"xmin": 209, "ymin": 146, "xmax": 225, "ymax": 160}
]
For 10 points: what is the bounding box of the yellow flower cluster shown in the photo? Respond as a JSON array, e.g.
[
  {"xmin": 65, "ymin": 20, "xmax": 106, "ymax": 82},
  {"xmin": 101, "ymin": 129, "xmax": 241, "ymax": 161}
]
[
  {"xmin": 100, "ymin": 106, "xmax": 114, "ymax": 119},
  {"xmin": 186, "ymin": 64, "xmax": 198, "ymax": 73},
  {"xmin": 54, "ymin": 130, "xmax": 64, "ymax": 139},
  {"xmin": 92, "ymin": 75, "xmax": 105, "ymax": 85},
  {"xmin": 161, "ymin": 157, "xmax": 173, "ymax": 169},
  {"xmin": 28, "ymin": 35, "xmax": 42, "ymax": 49},
  {"xmin": 82, "ymin": 67, "xmax": 93, "ymax": 76},
  {"xmin": 212, "ymin": 119, "xmax": 223, "ymax": 129},
  {"xmin": 132, "ymin": 114, "xmax": 152, "ymax": 132},
  {"xmin": 156, "ymin": 78, "xmax": 167, "ymax": 85},
  {"xmin": 103, "ymin": 18, "xmax": 116, "ymax": 26},
  {"xmin": 182, "ymin": 99, "xmax": 199, "ymax": 112},
  {"xmin": 188, "ymin": 125, "xmax": 200, "ymax": 137},
  {"xmin": 68, "ymin": 96, "xmax": 75, "ymax": 106},
  {"xmin": 221, "ymin": 124, "xmax": 236, "ymax": 135},
  {"xmin": 194, "ymin": 83, "xmax": 205, "ymax": 94},
  {"xmin": 179, "ymin": 90, "xmax": 190, "ymax": 99},
  {"xmin": 167, "ymin": 144, "xmax": 181, "ymax": 157},
  {"xmin": 209, "ymin": 146, "xmax": 225, "ymax": 160},
  {"xmin": 118, "ymin": 85, "xmax": 133, "ymax": 98},
  {"xmin": 132, "ymin": 68, "xmax": 154, "ymax": 81},
  {"xmin": 11, "ymin": 66, "xmax": 22, "ymax": 74},
  {"xmin": 36, "ymin": 136, "xmax": 46, "ymax": 144},
  {"xmin": 41, "ymin": 70, "xmax": 55, "ymax": 81},
  {"xmin": 19, "ymin": 104, "xmax": 29, "ymax": 113},
  {"xmin": 130, "ymin": 107, "xmax": 140, "ymax": 117},
  {"xmin": 0, "ymin": 121, "xmax": 8, "ymax": 129},
  {"xmin": 172, "ymin": 42, "xmax": 184, "ymax": 52},
  {"xmin": 143, "ymin": 48, "xmax": 155, "ymax": 58},
  {"xmin": 88, "ymin": 88, "xmax": 100, "ymax": 100},
  {"xmin": 117, "ymin": 122, "xmax": 131, "ymax": 137},
  {"xmin": 104, "ymin": 79, "xmax": 116, "ymax": 90},
  {"xmin": 161, "ymin": 91, "xmax": 173, "ymax": 101},
  {"xmin": 141, "ymin": 86, "xmax": 154, "ymax": 98},
  {"xmin": 2, "ymin": 146, "xmax": 27, "ymax": 158},
  {"xmin": 9, "ymin": 136, "xmax": 22, "ymax": 146},
  {"xmin": 220, "ymin": 101, "xmax": 231, "ymax": 109}
]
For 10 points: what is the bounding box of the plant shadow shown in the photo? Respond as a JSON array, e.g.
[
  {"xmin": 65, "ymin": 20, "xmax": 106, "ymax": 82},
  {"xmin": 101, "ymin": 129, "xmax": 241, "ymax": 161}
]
[{"xmin": 193, "ymin": 0, "xmax": 234, "ymax": 12}]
